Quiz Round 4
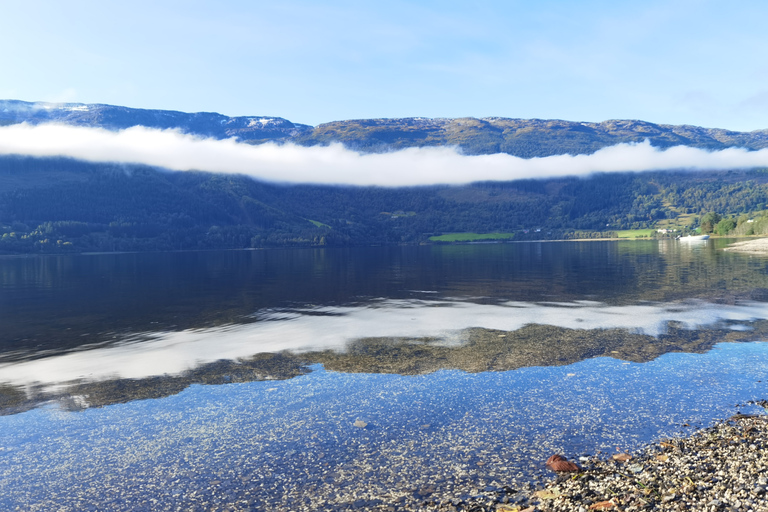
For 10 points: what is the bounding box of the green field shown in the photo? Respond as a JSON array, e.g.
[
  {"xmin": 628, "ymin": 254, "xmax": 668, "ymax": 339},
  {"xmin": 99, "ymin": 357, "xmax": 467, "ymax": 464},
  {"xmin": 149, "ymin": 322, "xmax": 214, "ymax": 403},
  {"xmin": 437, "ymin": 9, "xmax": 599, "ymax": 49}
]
[
  {"xmin": 616, "ymin": 229, "xmax": 655, "ymax": 239},
  {"xmin": 307, "ymin": 219, "xmax": 331, "ymax": 229},
  {"xmin": 428, "ymin": 232, "xmax": 515, "ymax": 242}
]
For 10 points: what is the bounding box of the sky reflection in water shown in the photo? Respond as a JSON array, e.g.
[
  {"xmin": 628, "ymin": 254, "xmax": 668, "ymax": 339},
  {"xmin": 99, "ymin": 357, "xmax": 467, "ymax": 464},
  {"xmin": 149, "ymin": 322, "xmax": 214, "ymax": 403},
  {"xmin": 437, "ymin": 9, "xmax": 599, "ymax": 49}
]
[{"xmin": 1, "ymin": 298, "xmax": 768, "ymax": 387}]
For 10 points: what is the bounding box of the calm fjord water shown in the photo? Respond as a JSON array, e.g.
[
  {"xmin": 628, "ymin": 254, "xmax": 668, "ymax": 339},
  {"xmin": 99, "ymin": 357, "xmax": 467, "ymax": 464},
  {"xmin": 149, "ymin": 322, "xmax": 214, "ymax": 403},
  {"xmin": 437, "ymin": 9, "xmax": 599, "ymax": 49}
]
[{"xmin": 1, "ymin": 240, "xmax": 767, "ymax": 510}]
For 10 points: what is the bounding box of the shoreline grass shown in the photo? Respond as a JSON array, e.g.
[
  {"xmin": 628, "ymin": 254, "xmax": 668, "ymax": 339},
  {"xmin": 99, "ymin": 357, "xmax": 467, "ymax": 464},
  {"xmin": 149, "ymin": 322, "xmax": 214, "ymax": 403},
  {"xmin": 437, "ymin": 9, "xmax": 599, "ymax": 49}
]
[
  {"xmin": 616, "ymin": 229, "xmax": 655, "ymax": 239},
  {"xmin": 428, "ymin": 232, "xmax": 515, "ymax": 242}
]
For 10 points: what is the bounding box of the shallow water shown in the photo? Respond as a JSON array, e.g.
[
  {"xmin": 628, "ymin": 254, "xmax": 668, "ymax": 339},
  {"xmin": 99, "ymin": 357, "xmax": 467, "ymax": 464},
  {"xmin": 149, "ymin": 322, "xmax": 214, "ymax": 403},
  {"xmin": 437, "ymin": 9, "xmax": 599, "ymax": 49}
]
[
  {"xmin": 1, "ymin": 343, "xmax": 766, "ymax": 510},
  {"xmin": 1, "ymin": 240, "xmax": 768, "ymax": 509}
]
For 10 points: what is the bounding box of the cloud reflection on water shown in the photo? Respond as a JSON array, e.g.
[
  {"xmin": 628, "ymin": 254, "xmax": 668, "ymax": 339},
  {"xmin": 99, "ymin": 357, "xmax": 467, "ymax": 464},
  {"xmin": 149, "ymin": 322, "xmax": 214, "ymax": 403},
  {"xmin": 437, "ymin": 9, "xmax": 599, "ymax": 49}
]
[{"xmin": 1, "ymin": 298, "xmax": 767, "ymax": 390}]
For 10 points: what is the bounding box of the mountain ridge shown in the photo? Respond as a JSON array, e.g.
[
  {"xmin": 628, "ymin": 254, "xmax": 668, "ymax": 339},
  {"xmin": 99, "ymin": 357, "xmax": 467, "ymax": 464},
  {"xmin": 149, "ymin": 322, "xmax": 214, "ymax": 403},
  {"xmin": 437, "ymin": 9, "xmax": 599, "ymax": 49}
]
[
  {"xmin": 0, "ymin": 99, "xmax": 312, "ymax": 142},
  {"xmin": 3, "ymin": 100, "xmax": 768, "ymax": 158}
]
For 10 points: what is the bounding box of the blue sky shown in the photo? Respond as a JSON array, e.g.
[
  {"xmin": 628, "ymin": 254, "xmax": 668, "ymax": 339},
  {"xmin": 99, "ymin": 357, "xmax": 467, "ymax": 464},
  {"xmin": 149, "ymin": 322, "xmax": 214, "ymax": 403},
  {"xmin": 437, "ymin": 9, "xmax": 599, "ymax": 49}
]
[{"xmin": 3, "ymin": 0, "xmax": 768, "ymax": 130}]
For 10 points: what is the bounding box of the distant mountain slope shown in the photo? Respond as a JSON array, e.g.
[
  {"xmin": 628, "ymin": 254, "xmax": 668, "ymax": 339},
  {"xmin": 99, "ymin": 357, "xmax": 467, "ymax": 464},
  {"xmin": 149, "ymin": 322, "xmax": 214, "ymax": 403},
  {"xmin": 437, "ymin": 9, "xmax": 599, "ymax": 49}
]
[
  {"xmin": 2, "ymin": 100, "xmax": 768, "ymax": 157},
  {"xmin": 296, "ymin": 117, "xmax": 768, "ymax": 157},
  {"xmin": 0, "ymin": 100, "xmax": 312, "ymax": 142}
]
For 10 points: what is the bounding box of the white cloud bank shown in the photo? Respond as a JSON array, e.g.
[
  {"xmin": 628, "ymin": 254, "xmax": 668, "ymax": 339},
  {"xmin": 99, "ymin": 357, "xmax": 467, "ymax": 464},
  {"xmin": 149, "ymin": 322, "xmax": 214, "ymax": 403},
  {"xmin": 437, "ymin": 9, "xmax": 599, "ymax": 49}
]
[{"xmin": 1, "ymin": 123, "xmax": 768, "ymax": 186}]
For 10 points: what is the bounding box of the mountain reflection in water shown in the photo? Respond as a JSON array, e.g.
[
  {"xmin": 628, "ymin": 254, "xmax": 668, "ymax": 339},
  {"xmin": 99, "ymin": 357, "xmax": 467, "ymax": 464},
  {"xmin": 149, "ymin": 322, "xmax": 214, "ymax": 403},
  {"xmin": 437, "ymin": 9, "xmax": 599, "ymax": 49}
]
[{"xmin": 1, "ymin": 298, "xmax": 767, "ymax": 413}]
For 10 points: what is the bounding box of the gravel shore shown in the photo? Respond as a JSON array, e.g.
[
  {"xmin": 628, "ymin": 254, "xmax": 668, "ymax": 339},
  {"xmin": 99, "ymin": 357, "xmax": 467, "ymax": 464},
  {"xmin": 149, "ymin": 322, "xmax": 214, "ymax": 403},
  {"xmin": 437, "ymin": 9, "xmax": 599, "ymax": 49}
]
[
  {"xmin": 431, "ymin": 413, "xmax": 768, "ymax": 512},
  {"xmin": 723, "ymin": 239, "xmax": 768, "ymax": 255}
]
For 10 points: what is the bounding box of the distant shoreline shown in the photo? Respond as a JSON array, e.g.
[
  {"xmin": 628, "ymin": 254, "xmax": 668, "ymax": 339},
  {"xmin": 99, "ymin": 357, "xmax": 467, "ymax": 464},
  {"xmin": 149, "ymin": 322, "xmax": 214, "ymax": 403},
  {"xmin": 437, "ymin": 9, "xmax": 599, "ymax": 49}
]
[
  {"xmin": 2, "ymin": 236, "xmax": 766, "ymax": 257},
  {"xmin": 723, "ymin": 238, "xmax": 768, "ymax": 255}
]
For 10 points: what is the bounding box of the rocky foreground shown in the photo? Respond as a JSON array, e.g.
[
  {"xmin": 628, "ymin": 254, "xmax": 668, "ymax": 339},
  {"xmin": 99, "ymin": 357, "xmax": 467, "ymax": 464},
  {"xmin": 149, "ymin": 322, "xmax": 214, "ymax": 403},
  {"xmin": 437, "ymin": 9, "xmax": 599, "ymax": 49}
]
[{"xmin": 433, "ymin": 413, "xmax": 768, "ymax": 512}]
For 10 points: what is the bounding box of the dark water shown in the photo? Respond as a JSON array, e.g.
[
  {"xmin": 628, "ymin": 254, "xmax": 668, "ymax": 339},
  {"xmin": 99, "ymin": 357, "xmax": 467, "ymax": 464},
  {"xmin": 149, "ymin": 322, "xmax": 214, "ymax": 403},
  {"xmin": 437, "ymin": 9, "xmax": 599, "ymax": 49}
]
[{"xmin": 1, "ymin": 240, "xmax": 768, "ymax": 510}]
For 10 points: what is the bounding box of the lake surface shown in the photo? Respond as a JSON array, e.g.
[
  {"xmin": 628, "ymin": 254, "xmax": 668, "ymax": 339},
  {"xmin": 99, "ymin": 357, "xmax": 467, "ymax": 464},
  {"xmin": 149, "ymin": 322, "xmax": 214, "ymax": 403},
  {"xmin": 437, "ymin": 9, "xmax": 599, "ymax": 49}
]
[{"xmin": 1, "ymin": 240, "xmax": 768, "ymax": 511}]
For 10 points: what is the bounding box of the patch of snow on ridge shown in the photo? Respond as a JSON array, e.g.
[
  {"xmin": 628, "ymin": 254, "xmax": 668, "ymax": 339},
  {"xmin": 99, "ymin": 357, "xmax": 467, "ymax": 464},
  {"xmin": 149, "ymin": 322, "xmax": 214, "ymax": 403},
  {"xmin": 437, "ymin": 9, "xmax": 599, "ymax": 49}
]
[{"xmin": 248, "ymin": 118, "xmax": 276, "ymax": 127}]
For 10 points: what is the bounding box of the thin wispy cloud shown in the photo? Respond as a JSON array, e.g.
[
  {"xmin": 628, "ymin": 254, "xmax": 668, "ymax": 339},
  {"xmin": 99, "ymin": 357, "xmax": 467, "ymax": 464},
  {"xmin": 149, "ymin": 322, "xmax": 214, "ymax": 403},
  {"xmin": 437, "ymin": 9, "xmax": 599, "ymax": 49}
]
[{"xmin": 1, "ymin": 123, "xmax": 768, "ymax": 186}]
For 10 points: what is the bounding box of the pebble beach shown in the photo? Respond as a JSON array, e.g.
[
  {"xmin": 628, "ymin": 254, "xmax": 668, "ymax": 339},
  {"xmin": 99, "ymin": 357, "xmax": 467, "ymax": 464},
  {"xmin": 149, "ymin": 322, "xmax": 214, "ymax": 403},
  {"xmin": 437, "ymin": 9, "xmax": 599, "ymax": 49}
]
[
  {"xmin": 395, "ymin": 412, "xmax": 768, "ymax": 512},
  {"xmin": 520, "ymin": 413, "xmax": 768, "ymax": 512}
]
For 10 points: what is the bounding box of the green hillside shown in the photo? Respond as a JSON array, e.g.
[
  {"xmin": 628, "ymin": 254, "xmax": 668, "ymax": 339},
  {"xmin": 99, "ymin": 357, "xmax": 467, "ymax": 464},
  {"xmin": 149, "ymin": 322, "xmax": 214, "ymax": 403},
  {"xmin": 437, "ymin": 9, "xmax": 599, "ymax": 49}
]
[{"xmin": 1, "ymin": 156, "xmax": 767, "ymax": 253}]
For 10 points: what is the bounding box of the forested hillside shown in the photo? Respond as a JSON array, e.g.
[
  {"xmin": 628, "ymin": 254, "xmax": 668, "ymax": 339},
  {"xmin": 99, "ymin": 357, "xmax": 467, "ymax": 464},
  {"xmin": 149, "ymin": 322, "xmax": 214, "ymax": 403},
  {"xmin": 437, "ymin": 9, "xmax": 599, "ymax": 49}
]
[{"xmin": 1, "ymin": 155, "xmax": 766, "ymax": 254}]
